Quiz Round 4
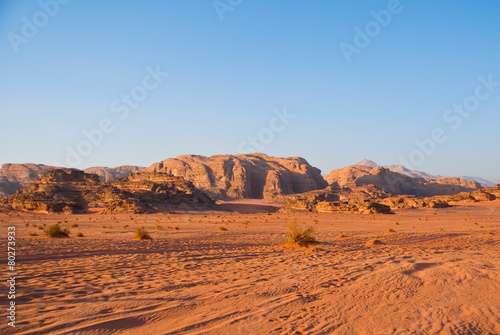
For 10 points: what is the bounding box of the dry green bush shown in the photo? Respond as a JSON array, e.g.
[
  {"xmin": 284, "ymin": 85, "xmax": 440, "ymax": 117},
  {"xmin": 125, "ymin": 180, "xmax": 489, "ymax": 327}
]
[
  {"xmin": 134, "ymin": 226, "xmax": 151, "ymax": 240},
  {"xmin": 44, "ymin": 224, "xmax": 69, "ymax": 238},
  {"xmin": 285, "ymin": 218, "xmax": 317, "ymax": 247}
]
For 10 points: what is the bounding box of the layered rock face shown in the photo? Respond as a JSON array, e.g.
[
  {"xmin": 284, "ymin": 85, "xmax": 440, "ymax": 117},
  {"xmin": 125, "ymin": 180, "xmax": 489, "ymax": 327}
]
[
  {"xmin": 1, "ymin": 169, "xmax": 215, "ymax": 214},
  {"xmin": 83, "ymin": 166, "xmax": 145, "ymax": 182},
  {"xmin": 325, "ymin": 165, "xmax": 482, "ymax": 198},
  {"xmin": 109, "ymin": 173, "xmax": 214, "ymax": 211},
  {"xmin": 145, "ymin": 153, "xmax": 328, "ymax": 200}
]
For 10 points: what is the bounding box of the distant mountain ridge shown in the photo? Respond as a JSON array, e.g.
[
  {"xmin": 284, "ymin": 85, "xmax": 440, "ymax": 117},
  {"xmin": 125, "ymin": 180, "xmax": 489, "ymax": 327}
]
[
  {"xmin": 356, "ymin": 159, "xmax": 435, "ymax": 179},
  {"xmin": 326, "ymin": 163, "xmax": 482, "ymax": 198},
  {"xmin": 357, "ymin": 159, "xmax": 496, "ymax": 187}
]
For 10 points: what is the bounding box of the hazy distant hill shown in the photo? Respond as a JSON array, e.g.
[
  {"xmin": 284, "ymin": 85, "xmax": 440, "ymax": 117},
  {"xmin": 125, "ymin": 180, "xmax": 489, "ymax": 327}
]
[
  {"xmin": 84, "ymin": 166, "xmax": 145, "ymax": 182},
  {"xmin": 356, "ymin": 159, "xmax": 435, "ymax": 179},
  {"xmin": 455, "ymin": 176, "xmax": 496, "ymax": 187}
]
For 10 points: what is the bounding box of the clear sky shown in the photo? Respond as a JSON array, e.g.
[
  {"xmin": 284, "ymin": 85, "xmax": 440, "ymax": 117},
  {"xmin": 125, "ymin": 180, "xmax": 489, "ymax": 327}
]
[{"xmin": 1, "ymin": 0, "xmax": 499, "ymax": 180}]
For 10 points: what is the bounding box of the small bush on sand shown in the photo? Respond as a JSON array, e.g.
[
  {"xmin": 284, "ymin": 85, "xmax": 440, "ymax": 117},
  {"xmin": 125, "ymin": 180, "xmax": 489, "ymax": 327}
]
[
  {"xmin": 27, "ymin": 231, "xmax": 37, "ymax": 237},
  {"xmin": 75, "ymin": 232, "xmax": 84, "ymax": 238},
  {"xmin": 387, "ymin": 228, "xmax": 395, "ymax": 233},
  {"xmin": 285, "ymin": 218, "xmax": 317, "ymax": 247},
  {"xmin": 218, "ymin": 226, "xmax": 227, "ymax": 231},
  {"xmin": 44, "ymin": 224, "xmax": 69, "ymax": 238},
  {"xmin": 134, "ymin": 226, "xmax": 151, "ymax": 240}
]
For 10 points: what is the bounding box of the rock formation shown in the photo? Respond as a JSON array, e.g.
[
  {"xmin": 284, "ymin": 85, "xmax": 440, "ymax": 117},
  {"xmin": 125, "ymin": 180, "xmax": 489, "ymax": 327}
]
[
  {"xmin": 427, "ymin": 184, "xmax": 500, "ymax": 203},
  {"xmin": 325, "ymin": 165, "xmax": 482, "ymax": 198},
  {"xmin": 83, "ymin": 165, "xmax": 145, "ymax": 182},
  {"xmin": 279, "ymin": 185, "xmax": 393, "ymax": 214},
  {"xmin": 1, "ymin": 169, "xmax": 215, "ymax": 214},
  {"xmin": 0, "ymin": 163, "xmax": 145, "ymax": 198},
  {"xmin": 0, "ymin": 163, "xmax": 56, "ymax": 198},
  {"xmin": 145, "ymin": 153, "xmax": 328, "ymax": 200}
]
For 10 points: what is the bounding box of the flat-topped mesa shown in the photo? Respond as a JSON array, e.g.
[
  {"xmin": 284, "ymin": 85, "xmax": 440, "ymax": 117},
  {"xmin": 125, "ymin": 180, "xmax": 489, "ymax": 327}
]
[{"xmin": 145, "ymin": 153, "xmax": 328, "ymax": 200}]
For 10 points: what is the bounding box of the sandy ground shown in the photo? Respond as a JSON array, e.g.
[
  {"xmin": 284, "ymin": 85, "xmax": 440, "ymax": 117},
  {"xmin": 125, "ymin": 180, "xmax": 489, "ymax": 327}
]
[{"xmin": 1, "ymin": 201, "xmax": 499, "ymax": 335}]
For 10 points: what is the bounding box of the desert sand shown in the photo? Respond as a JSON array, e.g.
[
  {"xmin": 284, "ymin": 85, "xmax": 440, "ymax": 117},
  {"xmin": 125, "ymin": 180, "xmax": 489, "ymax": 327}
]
[{"xmin": 2, "ymin": 200, "xmax": 499, "ymax": 334}]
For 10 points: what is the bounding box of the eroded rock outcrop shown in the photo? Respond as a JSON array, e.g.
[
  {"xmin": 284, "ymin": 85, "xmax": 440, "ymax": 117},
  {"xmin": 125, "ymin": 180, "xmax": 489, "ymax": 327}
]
[
  {"xmin": 427, "ymin": 185, "xmax": 500, "ymax": 203},
  {"xmin": 145, "ymin": 153, "xmax": 328, "ymax": 200},
  {"xmin": 1, "ymin": 169, "xmax": 215, "ymax": 214},
  {"xmin": 0, "ymin": 163, "xmax": 145, "ymax": 198}
]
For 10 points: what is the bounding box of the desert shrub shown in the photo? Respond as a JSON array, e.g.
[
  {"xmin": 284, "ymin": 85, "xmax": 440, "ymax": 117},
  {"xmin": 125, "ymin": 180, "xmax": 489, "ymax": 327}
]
[
  {"xmin": 44, "ymin": 224, "xmax": 69, "ymax": 238},
  {"xmin": 218, "ymin": 226, "xmax": 227, "ymax": 231},
  {"xmin": 27, "ymin": 232, "xmax": 37, "ymax": 237},
  {"xmin": 285, "ymin": 218, "xmax": 317, "ymax": 246},
  {"xmin": 387, "ymin": 228, "xmax": 395, "ymax": 233},
  {"xmin": 71, "ymin": 223, "xmax": 78, "ymax": 228},
  {"xmin": 75, "ymin": 232, "xmax": 84, "ymax": 238},
  {"xmin": 134, "ymin": 226, "xmax": 151, "ymax": 240},
  {"xmin": 366, "ymin": 239, "xmax": 384, "ymax": 246}
]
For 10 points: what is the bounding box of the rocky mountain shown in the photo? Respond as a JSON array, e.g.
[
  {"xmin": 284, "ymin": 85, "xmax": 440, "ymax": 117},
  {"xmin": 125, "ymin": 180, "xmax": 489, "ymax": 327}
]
[
  {"xmin": 145, "ymin": 153, "xmax": 328, "ymax": 200},
  {"xmin": 0, "ymin": 163, "xmax": 144, "ymax": 198},
  {"xmin": 0, "ymin": 169, "xmax": 215, "ymax": 214},
  {"xmin": 83, "ymin": 165, "xmax": 145, "ymax": 182},
  {"xmin": 325, "ymin": 165, "xmax": 482, "ymax": 198}
]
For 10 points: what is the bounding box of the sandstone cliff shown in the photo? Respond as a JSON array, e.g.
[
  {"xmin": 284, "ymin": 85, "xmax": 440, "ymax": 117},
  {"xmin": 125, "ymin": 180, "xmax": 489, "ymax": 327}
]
[
  {"xmin": 145, "ymin": 153, "xmax": 328, "ymax": 200},
  {"xmin": 325, "ymin": 165, "xmax": 482, "ymax": 198}
]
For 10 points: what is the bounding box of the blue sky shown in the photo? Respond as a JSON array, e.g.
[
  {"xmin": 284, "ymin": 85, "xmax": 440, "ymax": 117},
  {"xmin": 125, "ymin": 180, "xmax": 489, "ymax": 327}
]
[{"xmin": 1, "ymin": 0, "xmax": 499, "ymax": 180}]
